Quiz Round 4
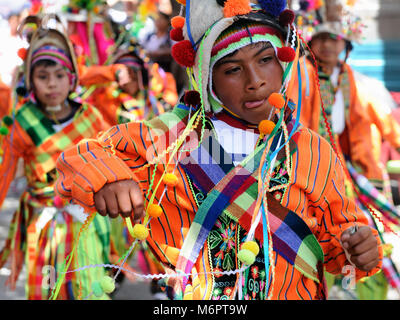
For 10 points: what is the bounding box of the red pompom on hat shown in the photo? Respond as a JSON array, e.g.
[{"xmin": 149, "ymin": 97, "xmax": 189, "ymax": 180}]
[
  {"xmin": 171, "ymin": 40, "xmax": 196, "ymax": 67},
  {"xmin": 279, "ymin": 9, "xmax": 295, "ymax": 26},
  {"xmin": 170, "ymin": 28, "xmax": 184, "ymax": 42},
  {"xmin": 277, "ymin": 46, "xmax": 296, "ymax": 62},
  {"xmin": 17, "ymin": 48, "xmax": 27, "ymax": 61}
]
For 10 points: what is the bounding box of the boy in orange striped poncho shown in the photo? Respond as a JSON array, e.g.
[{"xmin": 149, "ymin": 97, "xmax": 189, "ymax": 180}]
[
  {"xmin": 295, "ymin": 0, "xmax": 400, "ymax": 299},
  {"xmin": 55, "ymin": 0, "xmax": 381, "ymax": 300},
  {"xmin": 79, "ymin": 46, "xmax": 178, "ymax": 127},
  {"xmin": 0, "ymin": 21, "xmax": 112, "ymax": 300}
]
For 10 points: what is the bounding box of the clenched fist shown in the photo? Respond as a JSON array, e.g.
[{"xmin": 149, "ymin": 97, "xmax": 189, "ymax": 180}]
[
  {"xmin": 94, "ymin": 180, "xmax": 145, "ymax": 222},
  {"xmin": 340, "ymin": 226, "xmax": 380, "ymax": 272}
]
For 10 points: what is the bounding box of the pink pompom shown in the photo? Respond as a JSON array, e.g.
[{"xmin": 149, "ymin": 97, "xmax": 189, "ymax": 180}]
[
  {"xmin": 54, "ymin": 195, "xmax": 64, "ymax": 209},
  {"xmin": 277, "ymin": 46, "xmax": 296, "ymax": 62},
  {"xmin": 171, "ymin": 40, "xmax": 196, "ymax": 67}
]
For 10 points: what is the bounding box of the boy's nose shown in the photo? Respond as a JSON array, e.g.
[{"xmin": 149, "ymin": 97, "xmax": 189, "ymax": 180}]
[{"xmin": 246, "ymin": 67, "xmax": 266, "ymax": 91}]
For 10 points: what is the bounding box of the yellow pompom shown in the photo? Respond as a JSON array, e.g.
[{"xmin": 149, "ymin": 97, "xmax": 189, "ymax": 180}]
[
  {"xmin": 268, "ymin": 93, "xmax": 286, "ymax": 110},
  {"xmin": 100, "ymin": 276, "xmax": 115, "ymax": 294},
  {"xmin": 163, "ymin": 173, "xmax": 179, "ymax": 187},
  {"xmin": 148, "ymin": 204, "xmax": 163, "ymax": 218},
  {"xmin": 258, "ymin": 120, "xmax": 276, "ymax": 135},
  {"xmin": 183, "ymin": 284, "xmax": 193, "ymax": 300},
  {"xmin": 238, "ymin": 249, "xmax": 256, "ymax": 265},
  {"xmin": 241, "ymin": 241, "xmax": 260, "ymax": 256},
  {"xmin": 132, "ymin": 224, "xmax": 149, "ymax": 240}
]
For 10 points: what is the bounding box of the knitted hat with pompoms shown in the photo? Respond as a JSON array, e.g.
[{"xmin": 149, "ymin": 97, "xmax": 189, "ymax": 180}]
[{"xmin": 170, "ymin": 0, "xmax": 302, "ymax": 113}]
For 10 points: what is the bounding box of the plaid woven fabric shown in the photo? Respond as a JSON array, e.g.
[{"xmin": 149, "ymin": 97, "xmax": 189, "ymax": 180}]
[
  {"xmin": 178, "ymin": 118, "xmax": 324, "ymax": 287},
  {"xmin": 16, "ymin": 101, "xmax": 104, "ymax": 181},
  {"xmin": 382, "ymin": 257, "xmax": 400, "ymax": 290},
  {"xmin": 347, "ymin": 161, "xmax": 400, "ymax": 226}
]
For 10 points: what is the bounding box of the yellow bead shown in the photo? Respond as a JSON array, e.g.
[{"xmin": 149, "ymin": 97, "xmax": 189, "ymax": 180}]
[
  {"xmin": 100, "ymin": 276, "xmax": 115, "ymax": 294},
  {"xmin": 238, "ymin": 249, "xmax": 256, "ymax": 265},
  {"xmin": 258, "ymin": 120, "xmax": 275, "ymax": 135},
  {"xmin": 241, "ymin": 241, "xmax": 260, "ymax": 256},
  {"xmin": 163, "ymin": 173, "xmax": 179, "ymax": 187},
  {"xmin": 132, "ymin": 224, "xmax": 149, "ymax": 240},
  {"xmin": 148, "ymin": 204, "xmax": 163, "ymax": 218}
]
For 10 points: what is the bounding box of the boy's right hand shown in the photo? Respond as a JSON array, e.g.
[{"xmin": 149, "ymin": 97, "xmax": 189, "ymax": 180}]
[{"xmin": 94, "ymin": 180, "xmax": 145, "ymax": 222}]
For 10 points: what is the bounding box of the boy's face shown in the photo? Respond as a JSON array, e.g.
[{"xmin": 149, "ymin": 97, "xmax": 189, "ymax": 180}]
[
  {"xmin": 212, "ymin": 42, "xmax": 283, "ymax": 125},
  {"xmin": 32, "ymin": 63, "xmax": 72, "ymax": 107},
  {"xmin": 119, "ymin": 67, "xmax": 140, "ymax": 97},
  {"xmin": 309, "ymin": 32, "xmax": 346, "ymax": 66},
  {"xmin": 155, "ymin": 14, "xmax": 169, "ymax": 32}
]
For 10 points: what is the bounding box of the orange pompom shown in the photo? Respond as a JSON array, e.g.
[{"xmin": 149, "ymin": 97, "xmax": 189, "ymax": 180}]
[
  {"xmin": 171, "ymin": 16, "xmax": 185, "ymax": 29},
  {"xmin": 163, "ymin": 173, "xmax": 179, "ymax": 187},
  {"xmin": 17, "ymin": 48, "xmax": 27, "ymax": 61},
  {"xmin": 258, "ymin": 119, "xmax": 276, "ymax": 135},
  {"xmin": 268, "ymin": 93, "xmax": 286, "ymax": 109},
  {"xmin": 176, "ymin": 0, "xmax": 186, "ymax": 5},
  {"xmin": 223, "ymin": 0, "xmax": 251, "ymax": 18},
  {"xmin": 148, "ymin": 204, "xmax": 163, "ymax": 218}
]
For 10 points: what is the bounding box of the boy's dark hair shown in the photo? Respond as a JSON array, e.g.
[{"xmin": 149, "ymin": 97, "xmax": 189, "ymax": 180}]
[{"xmin": 31, "ymin": 59, "xmax": 58, "ymax": 71}]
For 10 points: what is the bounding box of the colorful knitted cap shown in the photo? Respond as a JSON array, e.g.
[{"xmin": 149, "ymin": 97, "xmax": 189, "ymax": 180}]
[
  {"xmin": 25, "ymin": 22, "xmax": 79, "ymax": 91},
  {"xmin": 210, "ymin": 21, "xmax": 284, "ymax": 67},
  {"xmin": 31, "ymin": 45, "xmax": 74, "ymax": 72},
  {"xmin": 208, "ymin": 20, "xmax": 285, "ymax": 110},
  {"xmin": 170, "ymin": 0, "xmax": 299, "ymax": 112},
  {"xmin": 114, "ymin": 56, "xmax": 143, "ymax": 71}
]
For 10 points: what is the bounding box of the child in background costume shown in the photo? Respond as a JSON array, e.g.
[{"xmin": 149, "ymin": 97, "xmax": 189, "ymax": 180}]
[
  {"xmin": 0, "ymin": 22, "xmax": 112, "ymax": 300},
  {"xmin": 79, "ymin": 44, "xmax": 178, "ymax": 295},
  {"xmin": 79, "ymin": 45, "xmax": 178, "ymax": 126},
  {"xmin": 55, "ymin": 0, "xmax": 381, "ymax": 300},
  {"xmin": 295, "ymin": 0, "xmax": 400, "ymax": 299},
  {"xmin": 0, "ymin": 78, "xmax": 11, "ymax": 121}
]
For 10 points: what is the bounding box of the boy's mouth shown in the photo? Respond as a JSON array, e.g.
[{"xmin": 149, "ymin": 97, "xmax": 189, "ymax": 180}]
[
  {"xmin": 46, "ymin": 92, "xmax": 60, "ymax": 99},
  {"xmin": 244, "ymin": 99, "xmax": 266, "ymax": 109}
]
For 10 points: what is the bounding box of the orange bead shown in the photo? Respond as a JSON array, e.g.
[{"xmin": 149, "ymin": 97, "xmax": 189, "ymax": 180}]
[
  {"xmin": 148, "ymin": 204, "xmax": 163, "ymax": 218},
  {"xmin": 171, "ymin": 16, "xmax": 185, "ymax": 29},
  {"xmin": 258, "ymin": 120, "xmax": 276, "ymax": 135},
  {"xmin": 163, "ymin": 173, "xmax": 179, "ymax": 187},
  {"xmin": 268, "ymin": 93, "xmax": 286, "ymax": 110}
]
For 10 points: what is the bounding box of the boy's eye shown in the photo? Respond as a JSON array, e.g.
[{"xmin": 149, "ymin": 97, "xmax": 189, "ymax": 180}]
[
  {"xmin": 260, "ymin": 56, "xmax": 273, "ymax": 64},
  {"xmin": 225, "ymin": 66, "xmax": 241, "ymax": 75}
]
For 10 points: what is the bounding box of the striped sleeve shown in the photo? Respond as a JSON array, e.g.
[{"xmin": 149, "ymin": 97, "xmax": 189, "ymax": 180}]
[
  {"xmin": 0, "ymin": 123, "xmax": 30, "ymax": 208},
  {"xmin": 55, "ymin": 121, "xmax": 155, "ymax": 212},
  {"xmin": 79, "ymin": 64, "xmax": 124, "ymax": 87},
  {"xmin": 313, "ymin": 139, "xmax": 383, "ymax": 280}
]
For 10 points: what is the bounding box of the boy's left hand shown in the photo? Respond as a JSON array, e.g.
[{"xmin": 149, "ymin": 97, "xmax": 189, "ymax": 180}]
[{"xmin": 340, "ymin": 226, "xmax": 380, "ymax": 272}]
